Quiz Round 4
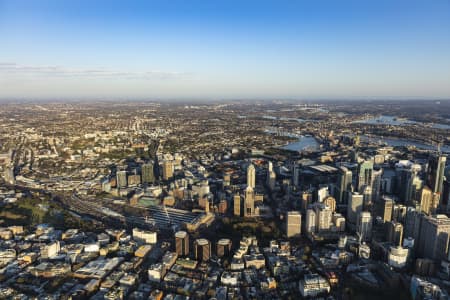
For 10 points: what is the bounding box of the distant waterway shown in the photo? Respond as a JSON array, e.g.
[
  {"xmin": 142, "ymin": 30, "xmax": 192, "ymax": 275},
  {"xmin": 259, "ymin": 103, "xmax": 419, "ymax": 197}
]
[
  {"xmin": 264, "ymin": 128, "xmax": 320, "ymax": 152},
  {"xmin": 360, "ymin": 135, "xmax": 450, "ymax": 153},
  {"xmin": 354, "ymin": 115, "xmax": 450, "ymax": 130},
  {"xmin": 281, "ymin": 136, "xmax": 320, "ymax": 152},
  {"xmin": 262, "ymin": 115, "xmax": 313, "ymax": 122}
]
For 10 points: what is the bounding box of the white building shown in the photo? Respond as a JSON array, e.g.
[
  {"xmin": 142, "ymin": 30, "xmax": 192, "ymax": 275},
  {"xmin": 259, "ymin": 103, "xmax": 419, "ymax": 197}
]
[
  {"xmin": 148, "ymin": 263, "xmax": 164, "ymax": 282},
  {"xmin": 286, "ymin": 211, "xmax": 302, "ymax": 237},
  {"xmin": 132, "ymin": 228, "xmax": 157, "ymax": 244},
  {"xmin": 221, "ymin": 271, "xmax": 239, "ymax": 286},
  {"xmin": 388, "ymin": 246, "xmax": 409, "ymax": 268},
  {"xmin": 299, "ymin": 273, "xmax": 331, "ymax": 297},
  {"xmin": 305, "ymin": 209, "xmax": 316, "ymax": 233}
]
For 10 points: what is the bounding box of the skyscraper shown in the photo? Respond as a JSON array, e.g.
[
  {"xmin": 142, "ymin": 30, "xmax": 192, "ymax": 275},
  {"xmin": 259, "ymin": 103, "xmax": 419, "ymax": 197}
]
[
  {"xmin": 116, "ymin": 170, "xmax": 127, "ymax": 189},
  {"xmin": 233, "ymin": 194, "xmax": 241, "ymax": 217},
  {"xmin": 292, "ymin": 164, "xmax": 300, "ymax": 187},
  {"xmin": 348, "ymin": 192, "xmax": 364, "ymax": 225},
  {"xmin": 244, "ymin": 186, "xmax": 255, "ymax": 217},
  {"xmin": 418, "ymin": 214, "xmax": 450, "ymax": 260},
  {"xmin": 314, "ymin": 203, "xmax": 332, "ymax": 231},
  {"xmin": 371, "ymin": 168, "xmax": 383, "ymax": 202},
  {"xmin": 286, "ymin": 211, "xmax": 302, "ymax": 237},
  {"xmin": 175, "ymin": 231, "xmax": 189, "ymax": 257},
  {"xmin": 387, "ymin": 221, "xmax": 403, "ymax": 247},
  {"xmin": 216, "ymin": 238, "xmax": 232, "ymax": 257},
  {"xmin": 194, "ymin": 238, "xmax": 211, "ymax": 261},
  {"xmin": 267, "ymin": 161, "xmax": 276, "ymax": 190},
  {"xmin": 379, "ymin": 196, "xmax": 394, "ymax": 222},
  {"xmin": 357, "ymin": 211, "xmax": 372, "ymax": 242},
  {"xmin": 336, "ymin": 166, "xmax": 352, "ymax": 204},
  {"xmin": 323, "ymin": 196, "xmax": 336, "ymax": 213},
  {"xmin": 162, "ymin": 160, "xmax": 174, "ymax": 181},
  {"xmin": 405, "ymin": 207, "xmax": 422, "ymax": 242},
  {"xmin": 427, "ymin": 154, "xmax": 447, "ymax": 195},
  {"xmin": 420, "ymin": 186, "xmax": 433, "ymax": 215},
  {"xmin": 141, "ymin": 162, "xmax": 155, "ymax": 184},
  {"xmin": 247, "ymin": 163, "xmax": 256, "ymax": 189},
  {"xmin": 305, "ymin": 209, "xmax": 316, "ymax": 233},
  {"xmin": 357, "ymin": 160, "xmax": 374, "ymax": 191}
]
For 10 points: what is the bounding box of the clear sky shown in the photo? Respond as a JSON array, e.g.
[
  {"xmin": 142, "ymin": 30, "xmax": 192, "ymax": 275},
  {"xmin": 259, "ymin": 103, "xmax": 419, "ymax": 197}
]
[{"xmin": 1, "ymin": 0, "xmax": 450, "ymax": 100}]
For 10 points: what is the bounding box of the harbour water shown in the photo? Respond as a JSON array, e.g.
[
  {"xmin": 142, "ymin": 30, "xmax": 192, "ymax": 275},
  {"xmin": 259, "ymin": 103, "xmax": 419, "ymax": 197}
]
[{"xmin": 354, "ymin": 115, "xmax": 450, "ymax": 130}]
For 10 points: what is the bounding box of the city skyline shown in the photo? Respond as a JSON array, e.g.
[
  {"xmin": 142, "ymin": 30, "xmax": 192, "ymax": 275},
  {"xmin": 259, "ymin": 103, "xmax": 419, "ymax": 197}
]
[{"xmin": 1, "ymin": 0, "xmax": 450, "ymax": 100}]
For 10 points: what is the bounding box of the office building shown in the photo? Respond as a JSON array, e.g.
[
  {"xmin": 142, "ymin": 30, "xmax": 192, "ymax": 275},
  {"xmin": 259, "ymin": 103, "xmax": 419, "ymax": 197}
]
[
  {"xmin": 388, "ymin": 246, "xmax": 409, "ymax": 269},
  {"xmin": 247, "ymin": 163, "xmax": 256, "ymax": 188},
  {"xmin": 133, "ymin": 228, "xmax": 157, "ymax": 244},
  {"xmin": 371, "ymin": 168, "xmax": 383, "ymax": 202},
  {"xmin": 175, "ymin": 231, "xmax": 189, "ymax": 257},
  {"xmin": 216, "ymin": 238, "xmax": 232, "ymax": 257},
  {"xmin": 357, "ymin": 160, "xmax": 374, "ymax": 191},
  {"xmin": 162, "ymin": 160, "xmax": 174, "ymax": 181},
  {"xmin": 141, "ymin": 162, "xmax": 155, "ymax": 184},
  {"xmin": 323, "ymin": 196, "xmax": 336, "ymax": 213},
  {"xmin": 427, "ymin": 154, "xmax": 446, "ymax": 195},
  {"xmin": 336, "ymin": 166, "xmax": 352, "ymax": 204},
  {"xmin": 314, "ymin": 203, "xmax": 332, "ymax": 231},
  {"xmin": 244, "ymin": 186, "xmax": 255, "ymax": 217},
  {"xmin": 305, "ymin": 209, "xmax": 316, "ymax": 233},
  {"xmin": 194, "ymin": 238, "xmax": 211, "ymax": 261},
  {"xmin": 379, "ymin": 196, "xmax": 394, "ymax": 222},
  {"xmin": 267, "ymin": 163, "xmax": 276, "ymax": 191},
  {"xmin": 347, "ymin": 192, "xmax": 363, "ymax": 225},
  {"xmin": 418, "ymin": 214, "xmax": 450, "ymax": 260},
  {"xmin": 357, "ymin": 211, "xmax": 372, "ymax": 242},
  {"xmin": 286, "ymin": 211, "xmax": 302, "ymax": 237},
  {"xmin": 116, "ymin": 170, "xmax": 127, "ymax": 189},
  {"xmin": 233, "ymin": 194, "xmax": 242, "ymax": 217},
  {"xmin": 387, "ymin": 221, "xmax": 404, "ymax": 247}
]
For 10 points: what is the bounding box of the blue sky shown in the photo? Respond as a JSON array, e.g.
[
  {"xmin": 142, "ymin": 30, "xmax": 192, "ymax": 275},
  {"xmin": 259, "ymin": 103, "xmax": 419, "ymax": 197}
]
[{"xmin": 1, "ymin": 0, "xmax": 450, "ymax": 100}]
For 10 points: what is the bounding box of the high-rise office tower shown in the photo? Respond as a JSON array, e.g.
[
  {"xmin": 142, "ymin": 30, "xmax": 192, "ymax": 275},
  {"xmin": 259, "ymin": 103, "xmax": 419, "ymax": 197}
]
[
  {"xmin": 420, "ymin": 186, "xmax": 433, "ymax": 215},
  {"xmin": 141, "ymin": 162, "xmax": 155, "ymax": 184},
  {"xmin": 348, "ymin": 192, "xmax": 364, "ymax": 225},
  {"xmin": 379, "ymin": 196, "xmax": 394, "ymax": 222},
  {"xmin": 362, "ymin": 185, "xmax": 373, "ymax": 210},
  {"xmin": 392, "ymin": 204, "xmax": 407, "ymax": 223},
  {"xmin": 216, "ymin": 239, "xmax": 232, "ymax": 257},
  {"xmin": 233, "ymin": 194, "xmax": 241, "ymax": 217},
  {"xmin": 301, "ymin": 190, "xmax": 313, "ymax": 212},
  {"xmin": 418, "ymin": 214, "xmax": 450, "ymax": 260},
  {"xmin": 116, "ymin": 170, "xmax": 127, "ymax": 189},
  {"xmin": 387, "ymin": 221, "xmax": 404, "ymax": 247},
  {"xmin": 324, "ymin": 196, "xmax": 336, "ymax": 213},
  {"xmin": 162, "ymin": 160, "xmax": 174, "ymax": 181},
  {"xmin": 175, "ymin": 231, "xmax": 189, "ymax": 257},
  {"xmin": 305, "ymin": 209, "xmax": 316, "ymax": 233},
  {"xmin": 247, "ymin": 163, "xmax": 256, "ymax": 188},
  {"xmin": 404, "ymin": 207, "xmax": 422, "ymax": 242},
  {"xmin": 292, "ymin": 164, "xmax": 300, "ymax": 187},
  {"xmin": 244, "ymin": 186, "xmax": 255, "ymax": 217},
  {"xmin": 406, "ymin": 174, "xmax": 423, "ymax": 206},
  {"xmin": 427, "ymin": 154, "xmax": 447, "ymax": 195},
  {"xmin": 267, "ymin": 161, "xmax": 276, "ymax": 191},
  {"xmin": 314, "ymin": 203, "xmax": 332, "ymax": 231},
  {"xmin": 286, "ymin": 211, "xmax": 302, "ymax": 237},
  {"xmin": 357, "ymin": 160, "xmax": 374, "ymax": 191},
  {"xmin": 317, "ymin": 186, "xmax": 329, "ymax": 203},
  {"xmin": 336, "ymin": 166, "xmax": 352, "ymax": 204},
  {"xmin": 357, "ymin": 211, "xmax": 372, "ymax": 242},
  {"xmin": 371, "ymin": 168, "xmax": 383, "ymax": 202},
  {"xmin": 194, "ymin": 238, "xmax": 211, "ymax": 261}
]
